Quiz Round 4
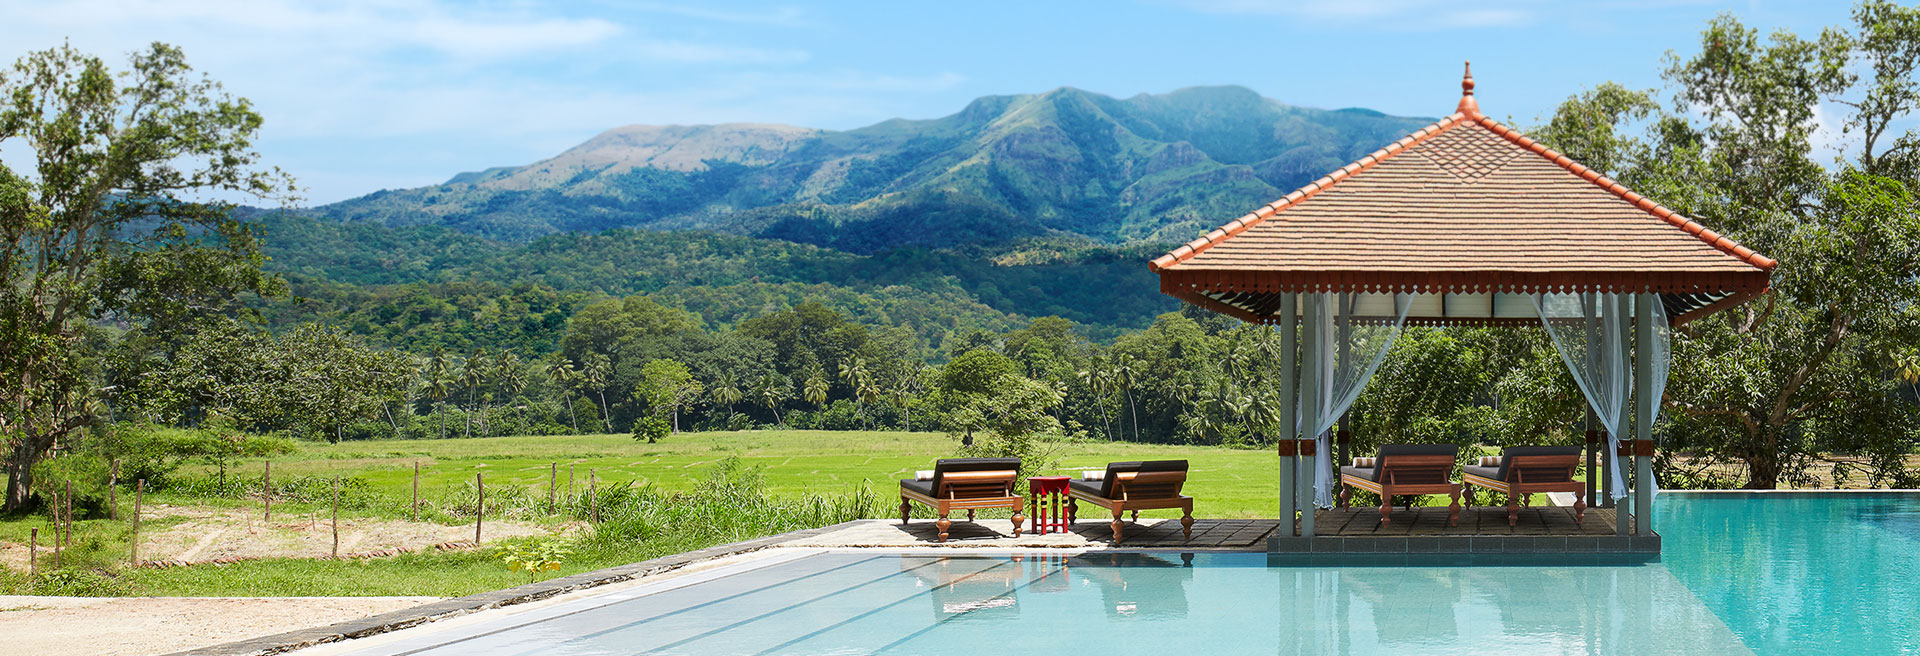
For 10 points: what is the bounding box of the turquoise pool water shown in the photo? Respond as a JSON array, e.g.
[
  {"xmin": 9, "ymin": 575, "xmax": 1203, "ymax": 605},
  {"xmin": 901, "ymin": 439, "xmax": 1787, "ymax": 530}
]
[{"xmin": 344, "ymin": 493, "xmax": 1918, "ymax": 655}]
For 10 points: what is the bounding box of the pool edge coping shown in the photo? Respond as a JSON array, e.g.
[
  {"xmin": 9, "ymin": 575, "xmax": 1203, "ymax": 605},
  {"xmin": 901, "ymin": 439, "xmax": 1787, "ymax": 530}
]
[{"xmin": 166, "ymin": 519, "xmax": 869, "ymax": 656}]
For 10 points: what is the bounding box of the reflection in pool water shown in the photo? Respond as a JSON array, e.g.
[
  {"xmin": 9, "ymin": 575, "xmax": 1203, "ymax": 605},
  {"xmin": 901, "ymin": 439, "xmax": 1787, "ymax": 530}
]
[{"xmin": 338, "ymin": 493, "xmax": 1915, "ymax": 656}]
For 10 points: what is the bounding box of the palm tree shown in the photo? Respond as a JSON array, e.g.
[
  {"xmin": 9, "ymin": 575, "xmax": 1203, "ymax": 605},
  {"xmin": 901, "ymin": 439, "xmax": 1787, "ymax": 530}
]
[
  {"xmin": 838, "ymin": 357, "xmax": 873, "ymax": 429},
  {"xmin": 1896, "ymin": 348, "xmax": 1920, "ymax": 402},
  {"xmin": 1078, "ymin": 359, "xmax": 1114, "ymax": 440},
  {"xmin": 423, "ymin": 348, "xmax": 452, "ymax": 440},
  {"xmin": 1113, "ymin": 353, "xmax": 1140, "ymax": 442},
  {"xmin": 461, "ymin": 348, "xmax": 489, "ymax": 438},
  {"xmin": 757, "ymin": 373, "xmax": 791, "ymax": 426},
  {"xmin": 580, "ymin": 353, "xmax": 612, "ymax": 432},
  {"xmin": 803, "ymin": 372, "xmax": 829, "ymax": 408},
  {"xmin": 710, "ymin": 374, "xmax": 743, "ymax": 426},
  {"xmin": 543, "ymin": 353, "xmax": 580, "ymax": 434},
  {"xmin": 495, "ymin": 350, "xmax": 526, "ymax": 435}
]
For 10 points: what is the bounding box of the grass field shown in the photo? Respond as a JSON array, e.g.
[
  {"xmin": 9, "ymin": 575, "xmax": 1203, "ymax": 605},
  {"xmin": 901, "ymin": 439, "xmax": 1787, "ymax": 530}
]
[
  {"xmin": 215, "ymin": 429, "xmax": 1285, "ymax": 519},
  {"xmin": 3, "ymin": 430, "xmax": 1536, "ymax": 598}
]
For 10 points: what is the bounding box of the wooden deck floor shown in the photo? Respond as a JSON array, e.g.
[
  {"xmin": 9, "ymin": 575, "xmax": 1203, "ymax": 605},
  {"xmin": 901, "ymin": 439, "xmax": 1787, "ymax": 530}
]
[
  {"xmin": 780, "ymin": 505, "xmax": 1648, "ymax": 553},
  {"xmin": 1315, "ymin": 506, "xmax": 1617, "ymax": 536}
]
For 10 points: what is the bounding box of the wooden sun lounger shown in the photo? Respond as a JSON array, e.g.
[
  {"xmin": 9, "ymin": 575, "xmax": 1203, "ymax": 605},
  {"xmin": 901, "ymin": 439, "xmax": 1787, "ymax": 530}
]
[
  {"xmin": 899, "ymin": 457, "xmax": 1025, "ymax": 542},
  {"xmin": 1462, "ymin": 446, "xmax": 1586, "ymax": 526},
  {"xmin": 1338, "ymin": 444, "xmax": 1461, "ymax": 527},
  {"xmin": 1065, "ymin": 460, "xmax": 1194, "ymax": 544}
]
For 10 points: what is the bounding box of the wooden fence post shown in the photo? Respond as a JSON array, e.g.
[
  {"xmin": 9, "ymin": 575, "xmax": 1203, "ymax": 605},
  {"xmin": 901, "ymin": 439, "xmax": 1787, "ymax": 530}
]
[
  {"xmin": 131, "ymin": 479, "xmax": 144, "ymax": 566},
  {"xmin": 50, "ymin": 490, "xmax": 60, "ymax": 568},
  {"xmin": 474, "ymin": 473, "xmax": 484, "ymax": 544},
  {"xmin": 63, "ymin": 480, "xmax": 73, "ymax": 551},
  {"xmin": 548, "ymin": 462, "xmax": 557, "ymax": 514},
  {"xmin": 412, "ymin": 462, "xmax": 420, "ymax": 522},
  {"xmin": 28, "ymin": 528, "xmax": 37, "ymax": 577},
  {"xmin": 108, "ymin": 460, "xmax": 118, "ymax": 520},
  {"xmin": 263, "ymin": 460, "xmax": 272, "ymax": 522},
  {"xmin": 331, "ymin": 475, "xmax": 341, "ymax": 559}
]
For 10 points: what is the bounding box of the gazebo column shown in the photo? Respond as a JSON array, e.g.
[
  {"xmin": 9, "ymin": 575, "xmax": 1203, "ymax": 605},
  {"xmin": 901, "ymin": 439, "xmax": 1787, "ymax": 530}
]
[
  {"xmin": 1277, "ymin": 294, "xmax": 1298, "ymax": 536},
  {"xmin": 1634, "ymin": 293, "xmax": 1656, "ymax": 535},
  {"xmin": 1615, "ymin": 298, "xmax": 1632, "ymax": 536},
  {"xmin": 1297, "ymin": 296, "xmax": 1322, "ymax": 538}
]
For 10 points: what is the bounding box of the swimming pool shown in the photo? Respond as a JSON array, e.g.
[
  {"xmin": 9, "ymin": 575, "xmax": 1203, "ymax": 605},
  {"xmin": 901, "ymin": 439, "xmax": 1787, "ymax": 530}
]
[{"xmin": 324, "ymin": 492, "xmax": 1918, "ymax": 655}]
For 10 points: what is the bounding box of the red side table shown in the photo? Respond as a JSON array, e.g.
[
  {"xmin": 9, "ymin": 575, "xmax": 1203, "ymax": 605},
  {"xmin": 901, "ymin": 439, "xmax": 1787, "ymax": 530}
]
[{"xmin": 1028, "ymin": 476, "xmax": 1070, "ymax": 535}]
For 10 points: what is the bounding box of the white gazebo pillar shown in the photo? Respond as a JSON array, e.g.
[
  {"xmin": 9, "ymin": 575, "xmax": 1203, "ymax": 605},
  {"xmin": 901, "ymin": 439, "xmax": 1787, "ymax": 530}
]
[
  {"xmin": 1277, "ymin": 294, "xmax": 1298, "ymax": 536},
  {"xmin": 1297, "ymin": 297, "xmax": 1321, "ymax": 538},
  {"xmin": 1616, "ymin": 296, "xmax": 1633, "ymax": 536},
  {"xmin": 1634, "ymin": 293, "xmax": 1656, "ymax": 535}
]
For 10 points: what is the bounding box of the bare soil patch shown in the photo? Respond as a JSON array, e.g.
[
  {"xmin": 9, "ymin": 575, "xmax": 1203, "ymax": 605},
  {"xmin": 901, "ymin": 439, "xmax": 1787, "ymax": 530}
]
[
  {"xmin": 0, "ymin": 504, "xmax": 576, "ymax": 572},
  {"xmin": 0, "ymin": 594, "xmax": 437, "ymax": 656}
]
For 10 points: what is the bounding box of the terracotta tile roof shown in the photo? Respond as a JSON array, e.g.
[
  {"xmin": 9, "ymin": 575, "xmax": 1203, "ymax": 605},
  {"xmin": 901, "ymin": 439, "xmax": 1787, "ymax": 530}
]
[{"xmin": 1150, "ymin": 64, "xmax": 1772, "ymax": 325}]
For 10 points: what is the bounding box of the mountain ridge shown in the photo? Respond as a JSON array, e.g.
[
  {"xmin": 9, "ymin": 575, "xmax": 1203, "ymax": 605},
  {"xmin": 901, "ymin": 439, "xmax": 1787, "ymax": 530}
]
[{"xmin": 316, "ymin": 85, "xmax": 1435, "ymax": 251}]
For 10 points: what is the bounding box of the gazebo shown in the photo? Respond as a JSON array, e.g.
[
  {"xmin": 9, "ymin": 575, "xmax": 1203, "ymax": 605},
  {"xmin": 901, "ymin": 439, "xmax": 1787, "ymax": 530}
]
[{"xmin": 1149, "ymin": 65, "xmax": 1773, "ymax": 548}]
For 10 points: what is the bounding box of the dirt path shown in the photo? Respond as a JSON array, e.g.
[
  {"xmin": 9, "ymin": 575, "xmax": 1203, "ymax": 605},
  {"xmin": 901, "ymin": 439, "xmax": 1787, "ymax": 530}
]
[
  {"xmin": 0, "ymin": 504, "xmax": 576, "ymax": 572},
  {"xmin": 0, "ymin": 595, "xmax": 437, "ymax": 656}
]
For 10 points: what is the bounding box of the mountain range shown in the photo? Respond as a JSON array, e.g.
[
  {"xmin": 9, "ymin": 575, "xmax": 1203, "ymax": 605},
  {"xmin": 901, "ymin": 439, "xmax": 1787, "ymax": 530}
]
[
  {"xmin": 312, "ymin": 85, "xmax": 1433, "ymax": 252},
  {"xmin": 263, "ymin": 86, "xmax": 1436, "ymax": 352}
]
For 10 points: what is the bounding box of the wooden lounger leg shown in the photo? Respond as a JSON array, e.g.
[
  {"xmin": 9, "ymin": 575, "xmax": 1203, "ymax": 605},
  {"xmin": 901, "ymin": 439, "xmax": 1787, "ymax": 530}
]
[
  {"xmin": 900, "ymin": 497, "xmax": 911, "ymax": 525},
  {"xmin": 966, "ymin": 509, "xmax": 975, "ymax": 521},
  {"xmin": 1011, "ymin": 508, "xmax": 1025, "ymax": 537},
  {"xmin": 936, "ymin": 514, "xmax": 951, "ymax": 543},
  {"xmin": 1338, "ymin": 482, "xmax": 1350, "ymax": 509},
  {"xmin": 1379, "ymin": 494, "xmax": 1392, "ymax": 527},
  {"xmin": 1507, "ymin": 495, "xmax": 1520, "ymax": 527},
  {"xmin": 1448, "ymin": 486, "xmax": 1461, "ymax": 527},
  {"xmin": 1065, "ymin": 498, "xmax": 1078, "ymax": 525},
  {"xmin": 1111, "ymin": 509, "xmax": 1125, "ymax": 544},
  {"xmin": 1181, "ymin": 503, "xmax": 1194, "ymax": 540},
  {"xmin": 1130, "ymin": 510, "xmax": 1138, "ymax": 521},
  {"xmin": 1573, "ymin": 488, "xmax": 1587, "ymax": 525}
]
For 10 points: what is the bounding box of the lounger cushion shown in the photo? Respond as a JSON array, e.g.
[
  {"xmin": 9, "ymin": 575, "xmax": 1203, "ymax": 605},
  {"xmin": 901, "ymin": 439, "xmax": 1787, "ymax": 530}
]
[
  {"xmin": 1462, "ymin": 464, "xmax": 1501, "ymax": 480},
  {"xmin": 1068, "ymin": 478, "xmax": 1105, "ymax": 498},
  {"xmin": 1371, "ymin": 444, "xmax": 1460, "ymax": 472},
  {"xmin": 1341, "ymin": 466, "xmax": 1379, "ymax": 482},
  {"xmin": 1493, "ymin": 446, "xmax": 1583, "ymax": 481},
  {"xmin": 931, "ymin": 457, "xmax": 1021, "ymax": 491},
  {"xmin": 900, "ymin": 479, "xmax": 936, "ymax": 497}
]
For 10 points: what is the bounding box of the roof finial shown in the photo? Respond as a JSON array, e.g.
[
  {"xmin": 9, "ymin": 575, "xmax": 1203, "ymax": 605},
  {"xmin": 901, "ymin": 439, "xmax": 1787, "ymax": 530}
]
[{"xmin": 1457, "ymin": 61, "xmax": 1480, "ymax": 117}]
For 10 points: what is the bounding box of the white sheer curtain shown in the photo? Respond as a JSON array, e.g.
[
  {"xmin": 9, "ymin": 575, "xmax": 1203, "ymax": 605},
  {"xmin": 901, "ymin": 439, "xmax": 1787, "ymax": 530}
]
[
  {"xmin": 1532, "ymin": 292, "xmax": 1668, "ymax": 500},
  {"xmin": 1297, "ymin": 292, "xmax": 1412, "ymax": 507}
]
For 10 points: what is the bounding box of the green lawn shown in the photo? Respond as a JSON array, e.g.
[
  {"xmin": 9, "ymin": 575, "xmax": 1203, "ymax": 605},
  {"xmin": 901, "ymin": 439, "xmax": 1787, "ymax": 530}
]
[
  {"xmin": 4, "ymin": 430, "xmax": 1566, "ymax": 597},
  {"xmin": 230, "ymin": 430, "xmax": 1286, "ymax": 519}
]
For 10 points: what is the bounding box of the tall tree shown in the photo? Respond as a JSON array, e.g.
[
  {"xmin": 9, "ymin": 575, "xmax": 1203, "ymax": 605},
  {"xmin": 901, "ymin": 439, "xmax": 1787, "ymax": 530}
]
[
  {"xmin": 543, "ymin": 352, "xmax": 580, "ymax": 434},
  {"xmin": 1538, "ymin": 3, "xmax": 1920, "ymax": 488},
  {"xmin": 423, "ymin": 349, "xmax": 452, "ymax": 440},
  {"xmin": 0, "ymin": 43, "xmax": 291, "ymax": 509}
]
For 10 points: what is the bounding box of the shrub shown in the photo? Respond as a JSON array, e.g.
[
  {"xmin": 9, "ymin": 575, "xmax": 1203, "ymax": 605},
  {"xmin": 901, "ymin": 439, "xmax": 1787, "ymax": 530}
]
[{"xmin": 631, "ymin": 417, "xmax": 670, "ymax": 443}]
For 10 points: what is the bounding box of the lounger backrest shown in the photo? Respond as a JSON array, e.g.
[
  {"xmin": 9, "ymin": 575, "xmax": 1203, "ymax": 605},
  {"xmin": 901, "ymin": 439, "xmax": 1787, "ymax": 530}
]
[
  {"xmin": 1114, "ymin": 469, "xmax": 1187, "ymax": 500},
  {"xmin": 1374, "ymin": 444, "xmax": 1458, "ymax": 485},
  {"xmin": 1098, "ymin": 460, "xmax": 1186, "ymax": 498},
  {"xmin": 932, "ymin": 457, "xmax": 1020, "ymax": 498},
  {"xmin": 1498, "ymin": 446, "xmax": 1582, "ymax": 482}
]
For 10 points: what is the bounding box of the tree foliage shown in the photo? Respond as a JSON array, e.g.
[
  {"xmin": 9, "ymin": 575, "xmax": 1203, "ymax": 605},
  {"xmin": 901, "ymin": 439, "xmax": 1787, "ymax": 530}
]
[{"xmin": 0, "ymin": 43, "xmax": 292, "ymax": 509}]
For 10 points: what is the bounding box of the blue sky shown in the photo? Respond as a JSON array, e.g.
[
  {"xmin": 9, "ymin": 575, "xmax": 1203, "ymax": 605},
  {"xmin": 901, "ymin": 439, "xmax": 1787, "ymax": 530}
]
[{"xmin": 0, "ymin": 1, "xmax": 1860, "ymax": 205}]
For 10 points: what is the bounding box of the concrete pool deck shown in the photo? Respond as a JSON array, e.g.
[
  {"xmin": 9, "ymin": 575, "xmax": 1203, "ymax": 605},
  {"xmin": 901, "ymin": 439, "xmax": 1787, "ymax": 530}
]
[{"xmin": 177, "ymin": 509, "xmax": 1658, "ymax": 654}]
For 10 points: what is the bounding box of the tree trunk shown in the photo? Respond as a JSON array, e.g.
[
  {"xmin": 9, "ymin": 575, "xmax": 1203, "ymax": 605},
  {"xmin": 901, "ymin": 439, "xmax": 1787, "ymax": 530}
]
[
  {"xmin": 6, "ymin": 432, "xmax": 53, "ymax": 511},
  {"xmin": 1127, "ymin": 391, "xmax": 1140, "ymax": 442},
  {"xmin": 596, "ymin": 392, "xmax": 610, "ymax": 432},
  {"xmin": 566, "ymin": 393, "xmax": 579, "ymax": 433}
]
